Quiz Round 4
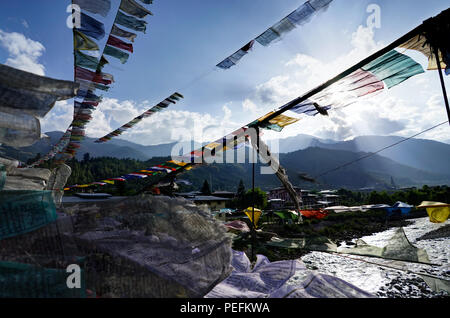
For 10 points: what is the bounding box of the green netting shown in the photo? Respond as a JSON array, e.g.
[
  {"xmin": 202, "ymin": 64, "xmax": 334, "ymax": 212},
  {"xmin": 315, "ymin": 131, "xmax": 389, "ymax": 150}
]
[
  {"xmin": 0, "ymin": 163, "xmax": 5, "ymax": 191},
  {"xmin": 267, "ymin": 236, "xmax": 337, "ymax": 252},
  {"xmin": 0, "ymin": 261, "xmax": 86, "ymax": 298},
  {"xmin": 362, "ymin": 50, "xmax": 424, "ymax": 89},
  {"xmin": 420, "ymin": 274, "xmax": 450, "ymax": 294},
  {"xmin": 338, "ymin": 228, "xmax": 431, "ymax": 264},
  {"xmin": 0, "ymin": 190, "xmax": 57, "ymax": 240}
]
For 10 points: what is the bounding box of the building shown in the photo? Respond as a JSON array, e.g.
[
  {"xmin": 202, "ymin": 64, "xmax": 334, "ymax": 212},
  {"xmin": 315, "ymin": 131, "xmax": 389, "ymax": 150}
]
[
  {"xmin": 268, "ymin": 186, "xmax": 303, "ymax": 208},
  {"xmin": 175, "ymin": 189, "xmax": 235, "ymax": 210},
  {"xmin": 301, "ymin": 190, "xmax": 319, "ymax": 207},
  {"xmin": 187, "ymin": 195, "xmax": 231, "ymax": 210},
  {"xmin": 212, "ymin": 191, "xmax": 236, "ymax": 199},
  {"xmin": 268, "ymin": 198, "xmax": 284, "ymax": 210}
]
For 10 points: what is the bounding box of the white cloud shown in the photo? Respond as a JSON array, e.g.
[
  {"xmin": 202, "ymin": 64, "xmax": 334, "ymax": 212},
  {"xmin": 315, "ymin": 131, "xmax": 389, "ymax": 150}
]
[
  {"xmin": 39, "ymin": 97, "xmax": 237, "ymax": 146},
  {"xmin": 0, "ymin": 29, "xmax": 45, "ymax": 75},
  {"xmin": 242, "ymin": 98, "xmax": 260, "ymax": 114},
  {"xmin": 40, "ymin": 100, "xmax": 73, "ymax": 132}
]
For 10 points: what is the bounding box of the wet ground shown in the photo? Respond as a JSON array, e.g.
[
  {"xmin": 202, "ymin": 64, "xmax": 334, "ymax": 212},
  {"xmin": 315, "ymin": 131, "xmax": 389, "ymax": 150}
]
[{"xmin": 297, "ymin": 217, "xmax": 450, "ymax": 298}]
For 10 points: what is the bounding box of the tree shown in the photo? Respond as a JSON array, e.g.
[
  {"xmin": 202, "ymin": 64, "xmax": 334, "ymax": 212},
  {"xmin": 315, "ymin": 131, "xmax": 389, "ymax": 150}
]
[
  {"xmin": 26, "ymin": 153, "xmax": 41, "ymax": 165},
  {"xmin": 200, "ymin": 179, "xmax": 211, "ymax": 195},
  {"xmin": 236, "ymin": 179, "xmax": 246, "ymax": 199},
  {"xmin": 241, "ymin": 188, "xmax": 267, "ymax": 209},
  {"xmin": 83, "ymin": 152, "xmax": 90, "ymax": 162}
]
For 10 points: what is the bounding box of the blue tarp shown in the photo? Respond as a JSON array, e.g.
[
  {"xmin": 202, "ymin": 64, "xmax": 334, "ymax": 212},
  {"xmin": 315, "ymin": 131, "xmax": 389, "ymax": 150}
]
[{"xmin": 385, "ymin": 201, "xmax": 413, "ymax": 215}]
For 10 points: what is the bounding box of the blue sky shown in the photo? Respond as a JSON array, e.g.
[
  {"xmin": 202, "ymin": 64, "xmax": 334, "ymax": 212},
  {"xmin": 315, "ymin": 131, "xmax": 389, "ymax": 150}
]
[{"xmin": 0, "ymin": 0, "xmax": 449, "ymax": 146}]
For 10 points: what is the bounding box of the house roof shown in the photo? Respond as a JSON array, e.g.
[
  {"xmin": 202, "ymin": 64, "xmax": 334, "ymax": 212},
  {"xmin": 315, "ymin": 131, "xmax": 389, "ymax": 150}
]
[{"xmin": 189, "ymin": 195, "xmax": 231, "ymax": 201}]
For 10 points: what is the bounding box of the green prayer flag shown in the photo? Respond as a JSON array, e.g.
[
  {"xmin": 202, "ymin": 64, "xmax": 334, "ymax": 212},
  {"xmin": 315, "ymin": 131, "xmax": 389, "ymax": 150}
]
[
  {"xmin": 362, "ymin": 50, "xmax": 424, "ymax": 89},
  {"xmin": 115, "ymin": 10, "xmax": 147, "ymax": 33},
  {"xmin": 75, "ymin": 51, "xmax": 102, "ymax": 70},
  {"xmin": 104, "ymin": 45, "xmax": 129, "ymax": 64}
]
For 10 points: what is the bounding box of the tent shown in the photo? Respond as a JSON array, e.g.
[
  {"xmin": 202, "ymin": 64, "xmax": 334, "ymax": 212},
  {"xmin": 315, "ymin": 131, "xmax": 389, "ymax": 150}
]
[
  {"xmin": 385, "ymin": 201, "xmax": 413, "ymax": 215},
  {"xmin": 417, "ymin": 201, "xmax": 450, "ymax": 223},
  {"xmin": 299, "ymin": 209, "xmax": 328, "ymax": 220},
  {"xmin": 244, "ymin": 207, "xmax": 262, "ymax": 228}
]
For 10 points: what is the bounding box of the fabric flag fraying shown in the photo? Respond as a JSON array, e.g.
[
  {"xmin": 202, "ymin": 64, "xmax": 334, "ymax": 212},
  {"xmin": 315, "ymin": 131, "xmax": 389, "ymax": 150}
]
[
  {"xmin": 111, "ymin": 24, "xmax": 137, "ymax": 42},
  {"xmin": 76, "ymin": 12, "xmax": 105, "ymax": 40},
  {"xmin": 104, "ymin": 45, "xmax": 130, "ymax": 64},
  {"xmin": 75, "ymin": 66, "xmax": 114, "ymax": 85},
  {"xmin": 107, "ymin": 35, "xmax": 134, "ymax": 52},
  {"xmin": 120, "ymin": 0, "xmax": 153, "ymax": 18},
  {"xmin": 73, "ymin": 0, "xmax": 111, "ymax": 17},
  {"xmin": 94, "ymin": 92, "xmax": 184, "ymax": 143},
  {"xmin": 287, "ymin": 2, "xmax": 315, "ymax": 26},
  {"xmin": 361, "ymin": 50, "xmax": 424, "ymax": 89},
  {"xmin": 115, "ymin": 10, "xmax": 147, "ymax": 33},
  {"xmin": 217, "ymin": 40, "xmax": 255, "ymax": 69},
  {"xmin": 74, "ymin": 30, "xmax": 99, "ymax": 51}
]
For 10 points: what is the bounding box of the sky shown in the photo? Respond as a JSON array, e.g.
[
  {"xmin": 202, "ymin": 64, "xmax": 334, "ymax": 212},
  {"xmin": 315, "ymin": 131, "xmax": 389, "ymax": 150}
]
[{"xmin": 0, "ymin": 0, "xmax": 449, "ymax": 148}]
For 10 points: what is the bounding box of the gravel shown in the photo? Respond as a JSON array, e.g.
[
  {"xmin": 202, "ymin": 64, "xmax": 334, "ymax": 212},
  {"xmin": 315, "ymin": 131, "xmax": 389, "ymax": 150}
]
[{"xmin": 299, "ymin": 217, "xmax": 450, "ymax": 298}]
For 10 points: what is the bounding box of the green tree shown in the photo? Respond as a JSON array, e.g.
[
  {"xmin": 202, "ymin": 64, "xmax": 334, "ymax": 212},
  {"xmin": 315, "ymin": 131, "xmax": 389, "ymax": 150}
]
[
  {"xmin": 83, "ymin": 152, "xmax": 90, "ymax": 163},
  {"xmin": 200, "ymin": 179, "xmax": 211, "ymax": 195},
  {"xmin": 242, "ymin": 187, "xmax": 267, "ymax": 209},
  {"xmin": 26, "ymin": 153, "xmax": 41, "ymax": 165},
  {"xmin": 236, "ymin": 179, "xmax": 246, "ymax": 199}
]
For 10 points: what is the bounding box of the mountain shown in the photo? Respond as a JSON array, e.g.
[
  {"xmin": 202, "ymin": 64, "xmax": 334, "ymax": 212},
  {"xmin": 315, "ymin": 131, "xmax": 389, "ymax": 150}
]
[
  {"xmin": 182, "ymin": 147, "xmax": 449, "ymax": 191},
  {"xmin": 276, "ymin": 134, "xmax": 337, "ymax": 153},
  {"xmin": 276, "ymin": 134, "xmax": 450, "ymax": 177},
  {"xmin": 0, "ymin": 131, "xmax": 175, "ymax": 162},
  {"xmin": 1, "ymin": 131, "xmax": 449, "ymax": 190}
]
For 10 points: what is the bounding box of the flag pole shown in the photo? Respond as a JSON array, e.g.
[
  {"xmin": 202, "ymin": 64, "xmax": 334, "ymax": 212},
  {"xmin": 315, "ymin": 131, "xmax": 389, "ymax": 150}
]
[
  {"xmin": 433, "ymin": 47, "xmax": 450, "ymax": 126},
  {"xmin": 251, "ymin": 128, "xmax": 256, "ymax": 263}
]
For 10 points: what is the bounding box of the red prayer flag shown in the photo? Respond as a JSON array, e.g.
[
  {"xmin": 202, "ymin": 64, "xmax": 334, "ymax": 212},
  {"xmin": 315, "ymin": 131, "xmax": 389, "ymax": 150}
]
[
  {"xmin": 107, "ymin": 35, "xmax": 134, "ymax": 53},
  {"xmin": 75, "ymin": 66, "xmax": 113, "ymax": 85}
]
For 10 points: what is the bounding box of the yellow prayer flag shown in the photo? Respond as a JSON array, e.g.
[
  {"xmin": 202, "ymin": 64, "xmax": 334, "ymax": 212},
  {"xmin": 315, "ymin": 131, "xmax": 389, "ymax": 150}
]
[
  {"xmin": 102, "ymin": 180, "xmax": 115, "ymax": 185},
  {"xmin": 74, "ymin": 30, "xmax": 99, "ymax": 51},
  {"xmin": 258, "ymin": 111, "xmax": 300, "ymax": 128},
  {"xmin": 168, "ymin": 160, "xmax": 188, "ymax": 167},
  {"xmin": 399, "ymin": 35, "xmax": 447, "ymax": 71},
  {"xmin": 204, "ymin": 142, "xmax": 221, "ymax": 150}
]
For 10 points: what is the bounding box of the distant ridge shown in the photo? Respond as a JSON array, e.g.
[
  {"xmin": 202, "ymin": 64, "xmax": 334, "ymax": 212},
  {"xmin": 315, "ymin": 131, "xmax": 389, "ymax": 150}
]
[{"xmin": 1, "ymin": 131, "xmax": 449, "ymax": 190}]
